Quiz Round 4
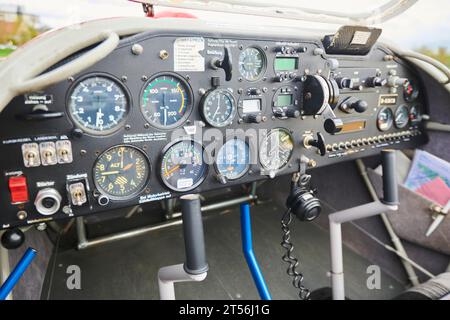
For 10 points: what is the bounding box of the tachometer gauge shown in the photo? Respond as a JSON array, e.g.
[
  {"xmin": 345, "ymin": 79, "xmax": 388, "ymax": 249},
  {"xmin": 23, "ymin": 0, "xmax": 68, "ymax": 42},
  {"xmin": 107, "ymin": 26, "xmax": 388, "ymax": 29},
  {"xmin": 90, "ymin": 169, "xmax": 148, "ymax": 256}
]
[
  {"xmin": 394, "ymin": 105, "xmax": 409, "ymax": 129},
  {"xmin": 68, "ymin": 75, "xmax": 129, "ymax": 135},
  {"xmin": 259, "ymin": 128, "xmax": 294, "ymax": 172},
  {"xmin": 377, "ymin": 107, "xmax": 394, "ymax": 132},
  {"xmin": 141, "ymin": 74, "xmax": 192, "ymax": 129},
  {"xmin": 160, "ymin": 140, "xmax": 208, "ymax": 192},
  {"xmin": 403, "ymin": 80, "xmax": 419, "ymax": 102},
  {"xmin": 238, "ymin": 47, "xmax": 266, "ymax": 81},
  {"xmin": 200, "ymin": 89, "xmax": 236, "ymax": 127},
  {"xmin": 93, "ymin": 146, "xmax": 150, "ymax": 200},
  {"xmin": 215, "ymin": 138, "xmax": 250, "ymax": 181}
]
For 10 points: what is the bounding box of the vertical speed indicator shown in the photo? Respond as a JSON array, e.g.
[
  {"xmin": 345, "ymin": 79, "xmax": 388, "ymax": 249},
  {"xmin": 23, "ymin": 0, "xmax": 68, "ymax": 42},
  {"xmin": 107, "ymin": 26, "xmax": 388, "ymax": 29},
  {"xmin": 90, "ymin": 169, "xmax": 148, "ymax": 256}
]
[{"xmin": 140, "ymin": 74, "xmax": 192, "ymax": 129}]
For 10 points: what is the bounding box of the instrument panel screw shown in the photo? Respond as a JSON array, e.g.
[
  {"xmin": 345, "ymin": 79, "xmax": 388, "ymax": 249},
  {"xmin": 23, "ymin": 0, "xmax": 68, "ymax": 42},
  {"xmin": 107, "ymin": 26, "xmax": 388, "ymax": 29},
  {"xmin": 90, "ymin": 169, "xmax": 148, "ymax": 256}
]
[
  {"xmin": 121, "ymin": 76, "xmax": 128, "ymax": 82},
  {"xmin": 62, "ymin": 206, "xmax": 72, "ymax": 215},
  {"xmin": 17, "ymin": 211, "xmax": 27, "ymax": 220},
  {"xmin": 36, "ymin": 223, "xmax": 47, "ymax": 231},
  {"xmin": 80, "ymin": 149, "xmax": 87, "ymax": 156},
  {"xmin": 132, "ymin": 44, "xmax": 144, "ymax": 55},
  {"xmin": 159, "ymin": 49, "xmax": 169, "ymax": 60},
  {"xmin": 237, "ymin": 88, "xmax": 243, "ymax": 94},
  {"xmin": 144, "ymin": 123, "xmax": 150, "ymax": 129},
  {"xmin": 68, "ymin": 76, "xmax": 74, "ymax": 82},
  {"xmin": 186, "ymin": 75, "xmax": 191, "ymax": 81},
  {"xmin": 262, "ymin": 116, "xmax": 267, "ymax": 122},
  {"xmin": 141, "ymin": 75, "xmax": 148, "ymax": 82},
  {"xmin": 238, "ymin": 77, "xmax": 243, "ymax": 82},
  {"xmin": 238, "ymin": 45, "xmax": 243, "ymax": 50},
  {"xmin": 264, "ymin": 45, "xmax": 268, "ymax": 50},
  {"xmin": 125, "ymin": 125, "xmax": 131, "ymax": 131},
  {"xmin": 262, "ymin": 87, "xmax": 268, "ymax": 93},
  {"xmin": 198, "ymin": 88, "xmax": 206, "ymax": 96}
]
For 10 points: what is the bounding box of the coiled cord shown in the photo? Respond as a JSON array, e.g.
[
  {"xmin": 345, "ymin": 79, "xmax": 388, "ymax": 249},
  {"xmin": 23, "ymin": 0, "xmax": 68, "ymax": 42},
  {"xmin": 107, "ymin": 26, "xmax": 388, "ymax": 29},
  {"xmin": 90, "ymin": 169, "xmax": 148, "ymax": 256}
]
[{"xmin": 281, "ymin": 208, "xmax": 311, "ymax": 300}]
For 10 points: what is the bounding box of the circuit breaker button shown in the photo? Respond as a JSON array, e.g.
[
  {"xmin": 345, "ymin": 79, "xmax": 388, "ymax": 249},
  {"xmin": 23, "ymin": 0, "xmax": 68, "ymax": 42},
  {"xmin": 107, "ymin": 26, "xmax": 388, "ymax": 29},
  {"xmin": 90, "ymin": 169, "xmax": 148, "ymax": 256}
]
[{"xmin": 9, "ymin": 176, "xmax": 29, "ymax": 204}]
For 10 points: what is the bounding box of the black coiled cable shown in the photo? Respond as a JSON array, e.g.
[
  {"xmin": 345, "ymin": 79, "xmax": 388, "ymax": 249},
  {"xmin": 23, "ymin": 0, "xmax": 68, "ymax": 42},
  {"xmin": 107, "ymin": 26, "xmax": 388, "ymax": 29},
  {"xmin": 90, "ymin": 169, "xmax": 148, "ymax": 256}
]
[{"xmin": 281, "ymin": 208, "xmax": 311, "ymax": 300}]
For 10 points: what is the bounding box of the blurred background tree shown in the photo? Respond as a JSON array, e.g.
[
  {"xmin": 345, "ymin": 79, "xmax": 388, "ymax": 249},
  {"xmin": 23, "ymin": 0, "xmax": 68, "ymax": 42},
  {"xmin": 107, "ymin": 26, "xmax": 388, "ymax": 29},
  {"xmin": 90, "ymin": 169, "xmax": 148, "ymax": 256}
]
[{"xmin": 417, "ymin": 47, "xmax": 450, "ymax": 68}]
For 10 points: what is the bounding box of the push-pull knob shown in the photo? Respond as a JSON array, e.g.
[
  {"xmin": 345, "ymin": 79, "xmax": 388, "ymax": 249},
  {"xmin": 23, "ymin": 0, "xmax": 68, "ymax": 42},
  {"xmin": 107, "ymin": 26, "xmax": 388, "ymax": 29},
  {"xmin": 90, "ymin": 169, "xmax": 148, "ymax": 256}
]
[
  {"xmin": 304, "ymin": 132, "xmax": 326, "ymax": 156},
  {"xmin": 366, "ymin": 77, "xmax": 387, "ymax": 88},
  {"xmin": 324, "ymin": 118, "xmax": 344, "ymax": 135},
  {"xmin": 211, "ymin": 47, "xmax": 233, "ymax": 81},
  {"xmin": 243, "ymin": 114, "xmax": 262, "ymax": 124}
]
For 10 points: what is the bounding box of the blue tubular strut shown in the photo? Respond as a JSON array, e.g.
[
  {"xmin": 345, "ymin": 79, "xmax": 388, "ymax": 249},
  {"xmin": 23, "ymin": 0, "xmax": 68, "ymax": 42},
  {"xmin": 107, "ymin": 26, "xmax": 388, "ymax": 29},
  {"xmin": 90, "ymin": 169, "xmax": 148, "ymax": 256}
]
[
  {"xmin": 240, "ymin": 203, "xmax": 272, "ymax": 300},
  {"xmin": 0, "ymin": 247, "xmax": 37, "ymax": 300}
]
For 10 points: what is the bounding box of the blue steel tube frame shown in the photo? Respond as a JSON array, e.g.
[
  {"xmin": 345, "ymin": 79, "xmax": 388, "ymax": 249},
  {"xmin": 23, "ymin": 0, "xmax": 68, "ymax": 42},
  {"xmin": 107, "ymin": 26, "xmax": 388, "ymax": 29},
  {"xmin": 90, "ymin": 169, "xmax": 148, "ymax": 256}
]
[
  {"xmin": 240, "ymin": 203, "xmax": 272, "ymax": 300},
  {"xmin": 0, "ymin": 247, "xmax": 37, "ymax": 300}
]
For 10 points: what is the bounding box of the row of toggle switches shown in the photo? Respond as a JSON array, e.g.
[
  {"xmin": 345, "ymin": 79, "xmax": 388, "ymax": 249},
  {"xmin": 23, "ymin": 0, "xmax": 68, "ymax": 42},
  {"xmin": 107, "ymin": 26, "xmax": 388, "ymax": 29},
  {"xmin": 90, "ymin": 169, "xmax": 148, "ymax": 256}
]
[
  {"xmin": 21, "ymin": 140, "xmax": 73, "ymax": 167},
  {"xmin": 326, "ymin": 130, "xmax": 420, "ymax": 153}
]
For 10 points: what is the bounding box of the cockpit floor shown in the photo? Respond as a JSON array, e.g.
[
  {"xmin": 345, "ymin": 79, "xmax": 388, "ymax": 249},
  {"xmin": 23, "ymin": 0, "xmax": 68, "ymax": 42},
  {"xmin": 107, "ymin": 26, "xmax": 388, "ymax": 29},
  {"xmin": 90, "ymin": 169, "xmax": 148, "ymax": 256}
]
[{"xmin": 41, "ymin": 199, "xmax": 404, "ymax": 300}]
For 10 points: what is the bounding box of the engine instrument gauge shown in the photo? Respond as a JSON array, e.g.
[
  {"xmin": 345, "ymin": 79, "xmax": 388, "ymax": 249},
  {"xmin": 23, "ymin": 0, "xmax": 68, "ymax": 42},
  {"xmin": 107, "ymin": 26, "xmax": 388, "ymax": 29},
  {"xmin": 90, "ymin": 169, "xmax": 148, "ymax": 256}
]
[
  {"xmin": 160, "ymin": 140, "xmax": 208, "ymax": 192},
  {"xmin": 238, "ymin": 47, "xmax": 266, "ymax": 81},
  {"xmin": 259, "ymin": 128, "xmax": 294, "ymax": 172},
  {"xmin": 403, "ymin": 80, "xmax": 419, "ymax": 102},
  {"xmin": 200, "ymin": 89, "xmax": 236, "ymax": 127},
  {"xmin": 394, "ymin": 105, "xmax": 410, "ymax": 129},
  {"xmin": 93, "ymin": 146, "xmax": 150, "ymax": 200},
  {"xmin": 141, "ymin": 74, "xmax": 192, "ymax": 129},
  {"xmin": 215, "ymin": 138, "xmax": 250, "ymax": 180},
  {"xmin": 68, "ymin": 75, "xmax": 129, "ymax": 135},
  {"xmin": 377, "ymin": 107, "xmax": 394, "ymax": 132}
]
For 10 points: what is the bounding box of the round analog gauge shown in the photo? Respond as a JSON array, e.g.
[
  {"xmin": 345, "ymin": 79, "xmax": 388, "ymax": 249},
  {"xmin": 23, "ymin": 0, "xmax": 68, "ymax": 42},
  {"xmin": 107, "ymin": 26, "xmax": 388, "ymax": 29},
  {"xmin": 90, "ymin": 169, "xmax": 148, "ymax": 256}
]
[
  {"xmin": 215, "ymin": 138, "xmax": 250, "ymax": 180},
  {"xmin": 68, "ymin": 75, "xmax": 129, "ymax": 135},
  {"xmin": 394, "ymin": 105, "xmax": 410, "ymax": 129},
  {"xmin": 259, "ymin": 128, "xmax": 294, "ymax": 171},
  {"xmin": 160, "ymin": 140, "xmax": 208, "ymax": 192},
  {"xmin": 238, "ymin": 47, "xmax": 266, "ymax": 81},
  {"xmin": 93, "ymin": 146, "xmax": 150, "ymax": 200},
  {"xmin": 201, "ymin": 89, "xmax": 236, "ymax": 127},
  {"xmin": 141, "ymin": 74, "xmax": 192, "ymax": 129},
  {"xmin": 403, "ymin": 79, "xmax": 419, "ymax": 102},
  {"xmin": 377, "ymin": 107, "xmax": 394, "ymax": 132},
  {"xmin": 409, "ymin": 105, "xmax": 421, "ymax": 124}
]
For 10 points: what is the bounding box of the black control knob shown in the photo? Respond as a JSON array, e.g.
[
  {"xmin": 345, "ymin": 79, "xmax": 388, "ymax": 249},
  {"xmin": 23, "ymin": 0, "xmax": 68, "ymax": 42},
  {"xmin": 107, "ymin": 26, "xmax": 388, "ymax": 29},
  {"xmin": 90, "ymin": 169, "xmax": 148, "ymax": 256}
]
[
  {"xmin": 211, "ymin": 46, "xmax": 233, "ymax": 81},
  {"xmin": 71, "ymin": 128, "xmax": 84, "ymax": 138},
  {"xmin": 335, "ymin": 77, "xmax": 353, "ymax": 89},
  {"xmin": 351, "ymin": 100, "xmax": 368, "ymax": 113},
  {"xmin": 285, "ymin": 109, "xmax": 300, "ymax": 119},
  {"xmin": 324, "ymin": 118, "xmax": 344, "ymax": 135},
  {"xmin": 305, "ymin": 132, "xmax": 326, "ymax": 156},
  {"xmin": 244, "ymin": 114, "xmax": 262, "ymax": 124},
  {"xmin": 366, "ymin": 77, "xmax": 387, "ymax": 88},
  {"xmin": 1, "ymin": 228, "xmax": 25, "ymax": 250},
  {"xmin": 248, "ymin": 88, "xmax": 262, "ymax": 96}
]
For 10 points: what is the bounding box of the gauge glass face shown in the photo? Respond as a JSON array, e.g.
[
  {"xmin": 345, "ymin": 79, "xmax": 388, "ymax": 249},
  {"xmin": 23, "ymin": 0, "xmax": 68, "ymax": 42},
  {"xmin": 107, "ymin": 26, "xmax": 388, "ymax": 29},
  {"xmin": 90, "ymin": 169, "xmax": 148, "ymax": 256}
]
[
  {"xmin": 141, "ymin": 74, "xmax": 192, "ymax": 129},
  {"xmin": 403, "ymin": 80, "xmax": 419, "ymax": 102},
  {"xmin": 68, "ymin": 76, "xmax": 128, "ymax": 134},
  {"xmin": 259, "ymin": 129, "xmax": 294, "ymax": 171},
  {"xmin": 93, "ymin": 146, "xmax": 150, "ymax": 200},
  {"xmin": 201, "ymin": 89, "xmax": 236, "ymax": 127},
  {"xmin": 160, "ymin": 140, "xmax": 207, "ymax": 192},
  {"xmin": 394, "ymin": 105, "xmax": 409, "ymax": 129},
  {"xmin": 216, "ymin": 139, "xmax": 250, "ymax": 180},
  {"xmin": 238, "ymin": 47, "xmax": 266, "ymax": 81},
  {"xmin": 409, "ymin": 105, "xmax": 421, "ymax": 124},
  {"xmin": 377, "ymin": 107, "xmax": 394, "ymax": 132}
]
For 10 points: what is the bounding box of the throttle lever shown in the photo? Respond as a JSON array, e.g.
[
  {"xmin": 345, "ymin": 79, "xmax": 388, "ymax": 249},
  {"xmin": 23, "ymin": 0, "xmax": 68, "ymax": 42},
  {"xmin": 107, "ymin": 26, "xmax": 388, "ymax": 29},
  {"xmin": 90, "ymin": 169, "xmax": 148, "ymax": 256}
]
[{"xmin": 211, "ymin": 46, "xmax": 233, "ymax": 81}]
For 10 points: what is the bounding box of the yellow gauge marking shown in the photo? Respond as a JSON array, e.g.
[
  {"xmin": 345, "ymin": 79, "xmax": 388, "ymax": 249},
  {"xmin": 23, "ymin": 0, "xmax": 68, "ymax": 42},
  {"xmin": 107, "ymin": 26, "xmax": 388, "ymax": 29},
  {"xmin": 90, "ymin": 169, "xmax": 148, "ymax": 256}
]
[
  {"xmin": 164, "ymin": 164, "xmax": 180, "ymax": 177},
  {"xmin": 177, "ymin": 85, "xmax": 185, "ymax": 113}
]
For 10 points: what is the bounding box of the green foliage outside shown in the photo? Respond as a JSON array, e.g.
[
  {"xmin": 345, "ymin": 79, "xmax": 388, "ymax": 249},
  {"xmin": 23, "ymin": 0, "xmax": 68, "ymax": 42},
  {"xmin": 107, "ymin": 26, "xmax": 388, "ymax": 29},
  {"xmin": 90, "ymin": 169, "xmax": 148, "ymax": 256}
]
[{"xmin": 417, "ymin": 47, "xmax": 450, "ymax": 68}]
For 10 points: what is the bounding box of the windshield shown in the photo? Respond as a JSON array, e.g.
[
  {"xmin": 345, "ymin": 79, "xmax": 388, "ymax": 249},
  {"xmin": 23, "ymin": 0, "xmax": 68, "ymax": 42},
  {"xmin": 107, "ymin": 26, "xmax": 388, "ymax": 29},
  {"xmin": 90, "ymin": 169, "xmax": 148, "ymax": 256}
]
[{"xmin": 0, "ymin": 0, "xmax": 449, "ymax": 67}]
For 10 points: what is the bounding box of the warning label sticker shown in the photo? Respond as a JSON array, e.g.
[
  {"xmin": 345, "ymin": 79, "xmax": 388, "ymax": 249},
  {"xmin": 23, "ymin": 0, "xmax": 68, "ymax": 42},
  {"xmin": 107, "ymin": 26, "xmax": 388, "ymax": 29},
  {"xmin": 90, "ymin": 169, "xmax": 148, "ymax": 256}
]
[{"xmin": 174, "ymin": 37, "xmax": 205, "ymax": 72}]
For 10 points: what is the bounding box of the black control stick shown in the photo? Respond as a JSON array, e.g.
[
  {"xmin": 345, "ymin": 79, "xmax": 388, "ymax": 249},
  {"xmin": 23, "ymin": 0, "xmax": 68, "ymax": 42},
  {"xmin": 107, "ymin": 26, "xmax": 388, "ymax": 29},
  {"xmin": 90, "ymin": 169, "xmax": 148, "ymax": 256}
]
[
  {"xmin": 180, "ymin": 194, "xmax": 209, "ymax": 275},
  {"xmin": 381, "ymin": 150, "xmax": 399, "ymax": 205},
  {"xmin": 305, "ymin": 132, "xmax": 326, "ymax": 156}
]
